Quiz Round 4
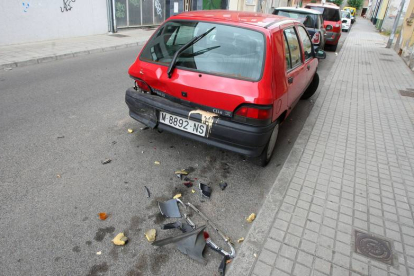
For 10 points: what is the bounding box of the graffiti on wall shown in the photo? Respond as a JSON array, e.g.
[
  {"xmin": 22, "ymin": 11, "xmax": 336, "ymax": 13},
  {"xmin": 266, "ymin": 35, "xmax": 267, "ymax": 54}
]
[
  {"xmin": 61, "ymin": 0, "xmax": 76, "ymax": 12},
  {"xmin": 154, "ymin": 0, "xmax": 162, "ymax": 17},
  {"xmin": 22, "ymin": 2, "xmax": 30, "ymax": 12}
]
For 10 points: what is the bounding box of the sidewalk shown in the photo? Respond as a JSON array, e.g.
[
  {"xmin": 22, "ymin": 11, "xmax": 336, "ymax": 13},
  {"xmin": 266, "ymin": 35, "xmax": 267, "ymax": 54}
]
[
  {"xmin": 0, "ymin": 28, "xmax": 155, "ymax": 70},
  {"xmin": 229, "ymin": 19, "xmax": 414, "ymax": 276}
]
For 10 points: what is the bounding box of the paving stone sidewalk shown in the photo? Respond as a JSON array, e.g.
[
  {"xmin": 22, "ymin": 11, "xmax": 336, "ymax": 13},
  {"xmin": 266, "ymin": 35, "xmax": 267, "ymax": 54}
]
[
  {"xmin": 228, "ymin": 19, "xmax": 414, "ymax": 276},
  {"xmin": 0, "ymin": 28, "xmax": 155, "ymax": 70}
]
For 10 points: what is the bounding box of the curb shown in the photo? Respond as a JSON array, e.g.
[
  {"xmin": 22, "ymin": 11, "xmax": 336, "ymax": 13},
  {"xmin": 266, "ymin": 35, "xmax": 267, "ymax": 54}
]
[
  {"xmin": 1, "ymin": 41, "xmax": 147, "ymax": 70},
  {"xmin": 226, "ymin": 43, "xmax": 347, "ymax": 275}
]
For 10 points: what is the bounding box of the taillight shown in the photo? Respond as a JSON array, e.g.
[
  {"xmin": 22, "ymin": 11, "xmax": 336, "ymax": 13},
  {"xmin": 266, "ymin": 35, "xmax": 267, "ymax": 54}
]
[
  {"xmin": 326, "ymin": 25, "xmax": 333, "ymax": 31},
  {"xmin": 135, "ymin": 79, "xmax": 151, "ymax": 92},
  {"xmin": 233, "ymin": 105, "xmax": 273, "ymax": 126},
  {"xmin": 312, "ymin": 32, "xmax": 320, "ymax": 44},
  {"xmin": 335, "ymin": 23, "xmax": 340, "ymax": 28}
]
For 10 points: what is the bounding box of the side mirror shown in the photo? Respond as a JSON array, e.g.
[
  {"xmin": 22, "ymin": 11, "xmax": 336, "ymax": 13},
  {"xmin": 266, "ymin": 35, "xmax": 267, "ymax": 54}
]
[{"xmin": 316, "ymin": 50, "xmax": 326, "ymax": 59}]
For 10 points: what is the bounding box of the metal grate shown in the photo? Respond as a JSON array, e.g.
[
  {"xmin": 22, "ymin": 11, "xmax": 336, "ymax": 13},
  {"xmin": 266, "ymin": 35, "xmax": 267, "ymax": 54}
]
[
  {"xmin": 354, "ymin": 230, "xmax": 394, "ymax": 265},
  {"xmin": 400, "ymin": 89, "xmax": 414, "ymax": 97}
]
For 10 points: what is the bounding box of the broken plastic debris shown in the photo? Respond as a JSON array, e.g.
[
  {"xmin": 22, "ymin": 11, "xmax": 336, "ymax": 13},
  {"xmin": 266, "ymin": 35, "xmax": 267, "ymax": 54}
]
[
  {"xmin": 335, "ymin": 52, "xmax": 338, "ymax": 56},
  {"xmin": 173, "ymin": 193, "xmax": 182, "ymax": 199},
  {"xmin": 219, "ymin": 182, "xmax": 228, "ymax": 191},
  {"xmin": 154, "ymin": 161, "xmax": 160, "ymax": 165},
  {"xmin": 145, "ymin": 229, "xmax": 157, "ymax": 242},
  {"xmin": 128, "ymin": 128, "xmax": 134, "ymax": 133},
  {"xmin": 96, "ymin": 251, "xmax": 102, "ymax": 255},
  {"xmin": 101, "ymin": 159, "xmax": 111, "ymax": 165},
  {"xmin": 237, "ymin": 237, "xmax": 244, "ymax": 243},
  {"xmin": 140, "ymin": 126, "xmax": 149, "ymax": 130},
  {"xmin": 246, "ymin": 213, "xmax": 256, "ymax": 223},
  {"xmin": 99, "ymin": 213, "xmax": 108, "ymax": 220},
  {"xmin": 57, "ymin": 174, "xmax": 61, "ymax": 178},
  {"xmin": 158, "ymin": 199, "xmax": 181, "ymax": 218},
  {"xmin": 254, "ymin": 253, "xmax": 257, "ymax": 258},
  {"xmin": 175, "ymin": 170, "xmax": 189, "ymax": 175},
  {"xmin": 4, "ymin": 67, "xmax": 13, "ymax": 71},
  {"xmin": 199, "ymin": 183, "xmax": 212, "ymax": 198},
  {"xmin": 226, "ymin": 259, "xmax": 232, "ymax": 264},
  {"xmin": 144, "ymin": 186, "xmax": 151, "ymax": 198},
  {"xmin": 57, "ymin": 136, "xmax": 65, "ymax": 139},
  {"xmin": 191, "ymin": 189, "xmax": 195, "ymax": 193},
  {"xmin": 183, "ymin": 182, "xmax": 193, "ymax": 188},
  {"xmin": 112, "ymin": 233, "xmax": 128, "ymax": 246}
]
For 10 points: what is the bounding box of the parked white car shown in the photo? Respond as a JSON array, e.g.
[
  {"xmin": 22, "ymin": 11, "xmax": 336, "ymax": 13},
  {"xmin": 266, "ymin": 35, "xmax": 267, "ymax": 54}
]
[{"xmin": 341, "ymin": 10, "xmax": 352, "ymax": 32}]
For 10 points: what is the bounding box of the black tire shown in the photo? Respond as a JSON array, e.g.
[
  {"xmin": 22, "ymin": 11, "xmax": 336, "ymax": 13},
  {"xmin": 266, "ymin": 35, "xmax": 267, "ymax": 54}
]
[
  {"xmin": 331, "ymin": 43, "xmax": 338, "ymax": 51},
  {"xmin": 301, "ymin": 73, "xmax": 319, "ymax": 100},
  {"xmin": 259, "ymin": 122, "xmax": 280, "ymax": 167}
]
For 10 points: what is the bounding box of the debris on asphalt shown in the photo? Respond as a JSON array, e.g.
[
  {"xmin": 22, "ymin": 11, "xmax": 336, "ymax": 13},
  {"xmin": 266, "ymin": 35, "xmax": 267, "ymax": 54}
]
[
  {"xmin": 173, "ymin": 193, "xmax": 182, "ymax": 199},
  {"xmin": 140, "ymin": 126, "xmax": 149, "ymax": 130},
  {"xmin": 128, "ymin": 128, "xmax": 134, "ymax": 133},
  {"xmin": 154, "ymin": 161, "xmax": 160, "ymax": 165},
  {"xmin": 158, "ymin": 199, "xmax": 181, "ymax": 218},
  {"xmin": 101, "ymin": 159, "xmax": 111, "ymax": 165},
  {"xmin": 246, "ymin": 213, "xmax": 256, "ymax": 223},
  {"xmin": 175, "ymin": 169, "xmax": 189, "ymax": 180},
  {"xmin": 57, "ymin": 174, "xmax": 61, "ymax": 178},
  {"xmin": 99, "ymin": 213, "xmax": 108, "ymax": 220},
  {"xmin": 184, "ymin": 177, "xmax": 192, "ymax": 181},
  {"xmin": 183, "ymin": 182, "xmax": 193, "ymax": 188},
  {"xmin": 199, "ymin": 183, "xmax": 212, "ymax": 198},
  {"xmin": 112, "ymin": 141, "xmax": 117, "ymax": 145},
  {"xmin": 335, "ymin": 52, "xmax": 338, "ymax": 56},
  {"xmin": 144, "ymin": 186, "xmax": 151, "ymax": 198},
  {"xmin": 57, "ymin": 136, "xmax": 65, "ymax": 139},
  {"xmin": 96, "ymin": 251, "xmax": 102, "ymax": 255},
  {"xmin": 4, "ymin": 67, "xmax": 13, "ymax": 71},
  {"xmin": 237, "ymin": 237, "xmax": 244, "ymax": 243},
  {"xmin": 219, "ymin": 182, "xmax": 228, "ymax": 191},
  {"xmin": 191, "ymin": 189, "xmax": 196, "ymax": 193},
  {"xmin": 145, "ymin": 229, "xmax": 157, "ymax": 242},
  {"xmin": 112, "ymin": 233, "xmax": 128, "ymax": 246},
  {"xmin": 153, "ymin": 225, "xmax": 207, "ymax": 264},
  {"xmin": 254, "ymin": 253, "xmax": 257, "ymax": 258},
  {"xmin": 226, "ymin": 259, "xmax": 232, "ymax": 264}
]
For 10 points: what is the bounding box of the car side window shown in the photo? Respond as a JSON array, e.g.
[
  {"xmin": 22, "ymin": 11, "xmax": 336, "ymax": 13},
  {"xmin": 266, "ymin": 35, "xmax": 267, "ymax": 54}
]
[
  {"xmin": 283, "ymin": 33, "xmax": 292, "ymax": 70},
  {"xmin": 283, "ymin": 28, "xmax": 303, "ymax": 69},
  {"xmin": 297, "ymin": 26, "xmax": 312, "ymax": 60}
]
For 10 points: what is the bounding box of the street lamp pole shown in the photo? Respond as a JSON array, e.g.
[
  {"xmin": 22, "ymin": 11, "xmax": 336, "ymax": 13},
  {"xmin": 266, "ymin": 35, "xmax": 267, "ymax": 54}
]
[{"xmin": 386, "ymin": 0, "xmax": 405, "ymax": 48}]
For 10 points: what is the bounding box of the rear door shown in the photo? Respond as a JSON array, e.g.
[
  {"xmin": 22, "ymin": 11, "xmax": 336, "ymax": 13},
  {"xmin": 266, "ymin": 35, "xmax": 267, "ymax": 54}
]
[
  {"xmin": 283, "ymin": 27, "xmax": 308, "ymax": 107},
  {"xmin": 296, "ymin": 25, "xmax": 317, "ymax": 87}
]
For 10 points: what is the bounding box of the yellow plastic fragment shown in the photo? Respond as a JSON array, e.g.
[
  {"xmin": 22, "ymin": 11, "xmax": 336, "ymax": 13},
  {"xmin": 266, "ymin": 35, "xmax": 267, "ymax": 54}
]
[
  {"xmin": 175, "ymin": 170, "xmax": 188, "ymax": 175},
  {"xmin": 145, "ymin": 229, "xmax": 157, "ymax": 242},
  {"xmin": 246, "ymin": 213, "xmax": 256, "ymax": 223},
  {"xmin": 237, "ymin": 237, "xmax": 245, "ymax": 243},
  {"xmin": 154, "ymin": 161, "xmax": 160, "ymax": 165},
  {"xmin": 128, "ymin": 128, "xmax": 134, "ymax": 133},
  {"xmin": 112, "ymin": 233, "xmax": 128, "ymax": 246},
  {"xmin": 96, "ymin": 251, "xmax": 102, "ymax": 255},
  {"xmin": 191, "ymin": 189, "xmax": 195, "ymax": 193},
  {"xmin": 173, "ymin": 193, "xmax": 182, "ymax": 199}
]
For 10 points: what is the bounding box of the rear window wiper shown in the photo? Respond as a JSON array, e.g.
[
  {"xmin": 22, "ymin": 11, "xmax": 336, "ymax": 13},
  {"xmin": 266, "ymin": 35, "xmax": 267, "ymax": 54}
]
[{"xmin": 167, "ymin": 27, "xmax": 216, "ymax": 78}]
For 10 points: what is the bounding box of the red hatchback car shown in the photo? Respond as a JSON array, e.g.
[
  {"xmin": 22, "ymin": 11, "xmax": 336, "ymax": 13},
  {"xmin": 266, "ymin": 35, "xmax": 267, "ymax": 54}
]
[
  {"xmin": 126, "ymin": 11, "xmax": 325, "ymax": 165},
  {"xmin": 305, "ymin": 3, "xmax": 342, "ymax": 51}
]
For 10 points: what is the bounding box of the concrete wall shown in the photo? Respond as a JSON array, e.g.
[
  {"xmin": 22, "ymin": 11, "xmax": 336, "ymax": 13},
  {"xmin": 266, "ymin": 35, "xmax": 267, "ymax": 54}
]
[
  {"xmin": 381, "ymin": 0, "xmax": 409, "ymax": 31},
  {"xmin": 395, "ymin": 0, "xmax": 414, "ymax": 70},
  {"xmin": 0, "ymin": 0, "xmax": 108, "ymax": 46}
]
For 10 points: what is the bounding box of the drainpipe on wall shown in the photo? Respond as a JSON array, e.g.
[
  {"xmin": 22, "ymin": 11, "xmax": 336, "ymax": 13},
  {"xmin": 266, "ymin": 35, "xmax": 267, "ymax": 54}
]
[
  {"xmin": 107, "ymin": 0, "xmax": 116, "ymax": 33},
  {"xmin": 112, "ymin": 0, "xmax": 118, "ymax": 33},
  {"xmin": 386, "ymin": 0, "xmax": 405, "ymax": 48}
]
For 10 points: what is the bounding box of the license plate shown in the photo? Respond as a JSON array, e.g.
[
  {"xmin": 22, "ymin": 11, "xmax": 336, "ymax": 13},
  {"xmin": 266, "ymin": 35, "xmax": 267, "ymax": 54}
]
[{"xmin": 159, "ymin": 112, "xmax": 207, "ymax": 137}]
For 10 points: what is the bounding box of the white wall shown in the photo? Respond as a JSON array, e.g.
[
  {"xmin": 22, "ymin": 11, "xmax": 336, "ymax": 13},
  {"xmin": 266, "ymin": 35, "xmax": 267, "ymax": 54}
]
[{"xmin": 0, "ymin": 0, "xmax": 108, "ymax": 46}]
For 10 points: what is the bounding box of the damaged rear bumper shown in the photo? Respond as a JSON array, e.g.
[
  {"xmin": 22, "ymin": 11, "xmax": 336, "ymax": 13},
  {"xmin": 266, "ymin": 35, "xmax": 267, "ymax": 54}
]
[{"xmin": 125, "ymin": 87, "xmax": 276, "ymax": 157}]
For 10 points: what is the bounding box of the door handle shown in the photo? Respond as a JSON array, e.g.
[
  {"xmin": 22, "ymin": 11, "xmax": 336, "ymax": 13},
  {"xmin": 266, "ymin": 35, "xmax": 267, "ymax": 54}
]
[
  {"xmin": 288, "ymin": 77, "xmax": 293, "ymax": 84},
  {"xmin": 307, "ymin": 65, "xmax": 310, "ymax": 70}
]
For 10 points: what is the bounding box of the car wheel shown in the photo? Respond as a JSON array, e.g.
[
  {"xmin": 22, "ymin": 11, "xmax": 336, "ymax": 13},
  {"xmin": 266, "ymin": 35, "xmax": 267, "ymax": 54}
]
[
  {"xmin": 301, "ymin": 72, "xmax": 319, "ymax": 100},
  {"xmin": 331, "ymin": 43, "xmax": 338, "ymax": 51},
  {"xmin": 259, "ymin": 122, "xmax": 279, "ymax": 167}
]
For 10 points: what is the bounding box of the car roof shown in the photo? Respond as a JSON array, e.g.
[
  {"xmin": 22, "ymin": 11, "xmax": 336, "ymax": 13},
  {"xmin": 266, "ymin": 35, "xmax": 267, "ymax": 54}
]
[
  {"xmin": 275, "ymin": 7, "xmax": 322, "ymax": 15},
  {"xmin": 305, "ymin": 3, "xmax": 340, "ymax": 10},
  {"xmin": 171, "ymin": 10, "xmax": 296, "ymax": 29}
]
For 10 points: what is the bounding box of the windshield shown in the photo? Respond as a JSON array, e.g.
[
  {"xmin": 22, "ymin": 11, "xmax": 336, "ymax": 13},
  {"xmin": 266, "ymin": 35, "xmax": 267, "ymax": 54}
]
[
  {"xmin": 276, "ymin": 11, "xmax": 317, "ymax": 28},
  {"xmin": 341, "ymin": 11, "xmax": 351, "ymax": 18},
  {"xmin": 140, "ymin": 21, "xmax": 265, "ymax": 81},
  {"xmin": 308, "ymin": 7, "xmax": 340, "ymax": 21}
]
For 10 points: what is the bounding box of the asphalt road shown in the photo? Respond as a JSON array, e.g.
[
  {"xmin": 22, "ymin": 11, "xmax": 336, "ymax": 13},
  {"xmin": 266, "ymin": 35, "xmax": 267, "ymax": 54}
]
[{"xmin": 0, "ymin": 31, "xmax": 347, "ymax": 276}]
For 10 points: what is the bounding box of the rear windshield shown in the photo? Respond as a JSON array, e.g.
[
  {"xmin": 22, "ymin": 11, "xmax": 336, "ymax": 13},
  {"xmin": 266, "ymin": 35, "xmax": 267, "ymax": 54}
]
[
  {"xmin": 307, "ymin": 7, "xmax": 340, "ymax": 21},
  {"xmin": 140, "ymin": 21, "xmax": 265, "ymax": 81},
  {"xmin": 275, "ymin": 11, "xmax": 317, "ymax": 28},
  {"xmin": 341, "ymin": 11, "xmax": 351, "ymax": 18}
]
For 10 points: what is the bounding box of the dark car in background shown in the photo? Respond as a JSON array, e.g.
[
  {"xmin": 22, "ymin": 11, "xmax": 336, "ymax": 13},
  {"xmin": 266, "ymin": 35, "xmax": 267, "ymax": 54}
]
[
  {"xmin": 273, "ymin": 7, "xmax": 326, "ymax": 51},
  {"xmin": 305, "ymin": 3, "xmax": 341, "ymax": 51}
]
